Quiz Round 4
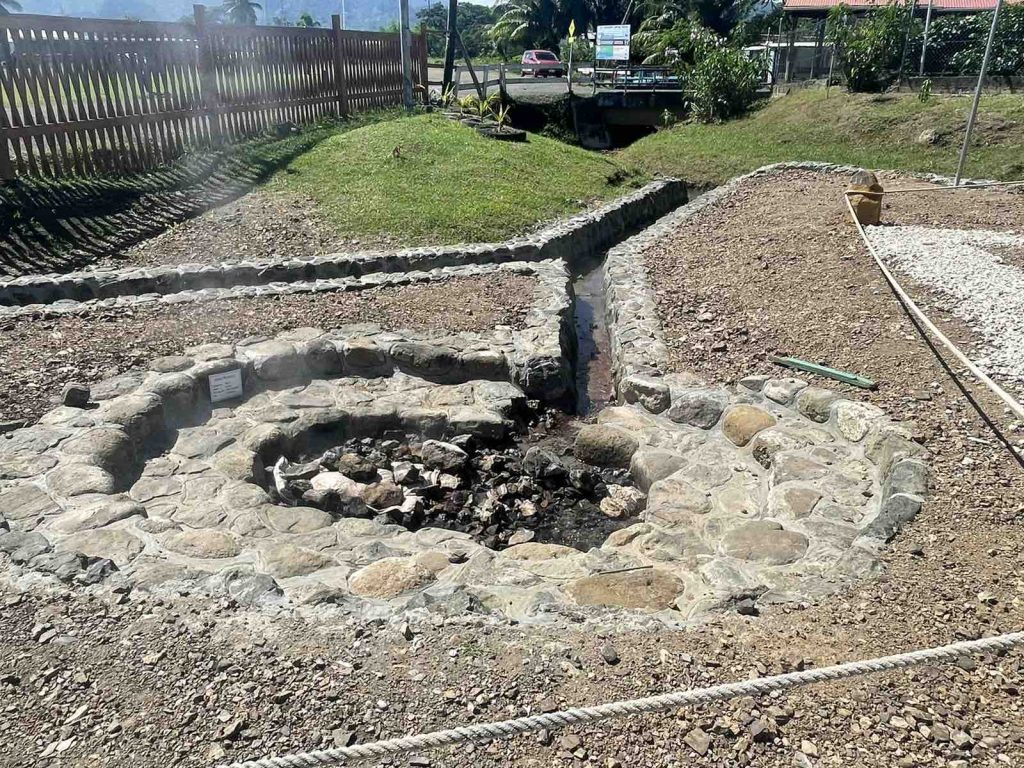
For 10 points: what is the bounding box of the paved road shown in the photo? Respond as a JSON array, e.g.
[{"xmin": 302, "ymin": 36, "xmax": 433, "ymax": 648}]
[{"xmin": 428, "ymin": 64, "xmax": 587, "ymax": 100}]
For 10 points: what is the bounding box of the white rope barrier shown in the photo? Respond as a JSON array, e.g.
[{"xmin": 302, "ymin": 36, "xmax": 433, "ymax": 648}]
[
  {"xmin": 880, "ymin": 179, "xmax": 1024, "ymax": 194},
  {"xmin": 221, "ymin": 631, "xmax": 1024, "ymax": 768},
  {"xmin": 843, "ymin": 192, "xmax": 1024, "ymax": 424}
]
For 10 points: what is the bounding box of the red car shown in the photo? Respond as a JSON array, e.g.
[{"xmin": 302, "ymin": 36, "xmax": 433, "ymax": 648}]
[{"xmin": 521, "ymin": 50, "xmax": 565, "ymax": 77}]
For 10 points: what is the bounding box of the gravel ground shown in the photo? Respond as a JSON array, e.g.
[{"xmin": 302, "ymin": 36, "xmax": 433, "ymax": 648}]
[
  {"xmin": 866, "ymin": 226, "xmax": 1024, "ymax": 384},
  {"xmin": 0, "ymin": 274, "xmax": 535, "ymax": 426},
  {"xmin": 96, "ymin": 190, "xmax": 392, "ymax": 270},
  {"xmin": 3, "ymin": 170, "xmax": 1024, "ymax": 768},
  {"xmin": 881, "ymin": 181, "xmax": 1024, "ymax": 232}
]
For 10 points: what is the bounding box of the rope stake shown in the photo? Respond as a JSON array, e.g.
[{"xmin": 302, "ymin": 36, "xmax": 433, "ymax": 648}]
[{"xmin": 221, "ymin": 631, "xmax": 1024, "ymax": 768}]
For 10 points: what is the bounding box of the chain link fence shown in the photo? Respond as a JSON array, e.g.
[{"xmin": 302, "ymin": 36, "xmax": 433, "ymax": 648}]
[{"xmin": 761, "ymin": 3, "xmax": 1023, "ymax": 86}]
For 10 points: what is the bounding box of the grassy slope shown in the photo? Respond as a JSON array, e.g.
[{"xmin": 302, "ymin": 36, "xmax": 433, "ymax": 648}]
[
  {"xmin": 266, "ymin": 113, "xmax": 645, "ymax": 244},
  {"xmin": 619, "ymin": 89, "xmax": 1024, "ymax": 187}
]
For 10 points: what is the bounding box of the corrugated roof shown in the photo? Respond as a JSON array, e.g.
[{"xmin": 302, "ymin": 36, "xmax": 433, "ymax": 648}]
[{"xmin": 784, "ymin": 0, "xmax": 1015, "ymax": 10}]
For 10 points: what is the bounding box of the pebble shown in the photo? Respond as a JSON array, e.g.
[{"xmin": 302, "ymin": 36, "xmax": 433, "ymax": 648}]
[
  {"xmin": 684, "ymin": 727, "xmax": 711, "ymax": 756},
  {"xmin": 600, "ymin": 643, "xmax": 620, "ymax": 665}
]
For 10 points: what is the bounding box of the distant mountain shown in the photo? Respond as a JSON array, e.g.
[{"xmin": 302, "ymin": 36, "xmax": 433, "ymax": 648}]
[{"xmin": 18, "ymin": 0, "xmax": 438, "ymax": 30}]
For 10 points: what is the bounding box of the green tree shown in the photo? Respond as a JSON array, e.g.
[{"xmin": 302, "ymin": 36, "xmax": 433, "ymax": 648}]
[
  {"xmin": 417, "ymin": 2, "xmax": 498, "ymax": 58},
  {"xmin": 491, "ymin": 0, "xmax": 563, "ymax": 52},
  {"xmin": 639, "ymin": 21, "xmax": 762, "ymax": 120},
  {"xmin": 923, "ymin": 5, "xmax": 1024, "ymax": 75},
  {"xmin": 634, "ymin": 0, "xmax": 755, "ymax": 41},
  {"xmin": 222, "ymin": 0, "xmax": 262, "ymax": 25},
  {"xmin": 835, "ymin": 1, "xmax": 913, "ymax": 92},
  {"xmin": 296, "ymin": 11, "xmax": 321, "ymax": 26}
]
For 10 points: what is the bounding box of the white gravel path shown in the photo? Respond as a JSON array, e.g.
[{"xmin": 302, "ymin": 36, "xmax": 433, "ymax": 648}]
[{"xmin": 866, "ymin": 225, "xmax": 1024, "ymax": 384}]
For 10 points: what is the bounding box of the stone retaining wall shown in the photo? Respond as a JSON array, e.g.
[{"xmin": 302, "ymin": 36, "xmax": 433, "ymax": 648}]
[{"xmin": 0, "ymin": 178, "xmax": 686, "ymax": 308}]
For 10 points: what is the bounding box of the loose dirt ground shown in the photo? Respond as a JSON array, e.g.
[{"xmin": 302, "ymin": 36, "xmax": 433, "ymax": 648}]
[
  {"xmin": 2, "ymin": 171, "xmax": 1024, "ymax": 768},
  {"xmin": 97, "ymin": 190, "xmax": 391, "ymax": 270},
  {"xmin": 0, "ymin": 274, "xmax": 536, "ymax": 426}
]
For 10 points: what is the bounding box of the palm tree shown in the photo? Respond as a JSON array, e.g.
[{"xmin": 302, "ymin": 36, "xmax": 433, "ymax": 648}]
[
  {"xmin": 296, "ymin": 12, "xmax": 321, "ymax": 27},
  {"xmin": 491, "ymin": 0, "xmax": 564, "ymax": 52},
  {"xmin": 221, "ymin": 0, "xmax": 262, "ymax": 25},
  {"xmin": 0, "ymin": 0, "xmax": 23, "ymax": 14}
]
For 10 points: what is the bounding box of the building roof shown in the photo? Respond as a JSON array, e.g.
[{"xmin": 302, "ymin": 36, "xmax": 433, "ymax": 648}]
[{"xmin": 783, "ymin": 0, "xmax": 1014, "ymax": 11}]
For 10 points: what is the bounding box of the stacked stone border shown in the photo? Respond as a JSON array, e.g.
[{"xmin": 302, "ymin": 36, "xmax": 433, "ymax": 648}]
[
  {"xmin": 2, "ymin": 260, "xmax": 576, "ymax": 401},
  {"xmin": 602, "ymin": 161, "xmax": 933, "ymax": 593},
  {"xmin": 0, "ymin": 179, "xmax": 686, "ymax": 307},
  {"xmin": 0, "ymin": 374, "xmax": 541, "ymax": 607}
]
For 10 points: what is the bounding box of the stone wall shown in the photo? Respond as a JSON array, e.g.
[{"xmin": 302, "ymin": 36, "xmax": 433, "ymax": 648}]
[
  {"xmin": 0, "ymin": 256, "xmax": 585, "ymax": 619},
  {"xmin": 0, "ymin": 179, "xmax": 686, "ymax": 308}
]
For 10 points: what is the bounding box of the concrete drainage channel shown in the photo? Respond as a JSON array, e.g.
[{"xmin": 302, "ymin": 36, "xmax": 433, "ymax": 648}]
[{"xmin": 0, "ymin": 165, "xmax": 930, "ymax": 626}]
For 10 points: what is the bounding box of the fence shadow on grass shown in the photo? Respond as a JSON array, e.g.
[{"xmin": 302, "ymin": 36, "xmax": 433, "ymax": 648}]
[{"xmin": 0, "ymin": 122, "xmax": 340, "ymax": 278}]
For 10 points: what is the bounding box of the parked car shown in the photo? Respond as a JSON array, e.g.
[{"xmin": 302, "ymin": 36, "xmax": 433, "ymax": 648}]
[{"xmin": 521, "ymin": 50, "xmax": 565, "ymax": 77}]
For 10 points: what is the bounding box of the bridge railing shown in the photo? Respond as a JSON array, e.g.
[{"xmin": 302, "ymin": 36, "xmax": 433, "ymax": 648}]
[{"xmin": 425, "ymin": 62, "xmax": 685, "ymax": 100}]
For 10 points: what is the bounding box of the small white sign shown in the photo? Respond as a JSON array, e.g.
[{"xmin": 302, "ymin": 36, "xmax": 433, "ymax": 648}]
[{"xmin": 209, "ymin": 368, "xmax": 244, "ymax": 403}]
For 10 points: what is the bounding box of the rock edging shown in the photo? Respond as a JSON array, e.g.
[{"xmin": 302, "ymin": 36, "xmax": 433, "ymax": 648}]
[{"xmin": 0, "ymin": 179, "xmax": 687, "ymax": 308}]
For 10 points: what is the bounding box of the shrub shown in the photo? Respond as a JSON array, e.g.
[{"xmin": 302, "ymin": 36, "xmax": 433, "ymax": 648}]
[
  {"xmin": 689, "ymin": 43, "xmax": 763, "ymax": 121},
  {"xmin": 922, "ymin": 5, "xmax": 1024, "ymax": 76},
  {"xmin": 831, "ymin": 1, "xmax": 915, "ymax": 92},
  {"xmin": 640, "ymin": 22, "xmax": 764, "ymax": 122}
]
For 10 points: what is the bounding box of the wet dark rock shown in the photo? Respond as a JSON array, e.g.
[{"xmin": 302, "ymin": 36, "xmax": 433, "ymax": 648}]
[
  {"xmin": 260, "ymin": 433, "xmax": 636, "ymax": 553},
  {"xmin": 522, "ymin": 447, "xmax": 568, "ymax": 484},
  {"xmin": 326, "ymin": 451, "xmax": 379, "ymax": 482},
  {"xmin": 419, "ymin": 440, "xmax": 469, "ymax": 472}
]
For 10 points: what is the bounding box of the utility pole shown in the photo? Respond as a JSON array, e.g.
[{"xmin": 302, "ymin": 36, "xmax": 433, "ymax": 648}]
[
  {"xmin": 399, "ymin": 0, "xmax": 415, "ymax": 109},
  {"xmin": 442, "ymin": 0, "xmax": 457, "ymax": 93},
  {"xmin": 955, "ymin": 0, "xmax": 1003, "ymax": 185}
]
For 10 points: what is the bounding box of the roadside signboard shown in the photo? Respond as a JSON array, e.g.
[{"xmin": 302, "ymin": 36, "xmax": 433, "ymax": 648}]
[{"xmin": 596, "ymin": 24, "xmax": 630, "ymax": 61}]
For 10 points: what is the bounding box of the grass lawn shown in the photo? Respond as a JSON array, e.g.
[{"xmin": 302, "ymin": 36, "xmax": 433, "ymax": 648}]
[
  {"xmin": 265, "ymin": 113, "xmax": 646, "ymax": 244},
  {"xmin": 619, "ymin": 89, "xmax": 1024, "ymax": 187}
]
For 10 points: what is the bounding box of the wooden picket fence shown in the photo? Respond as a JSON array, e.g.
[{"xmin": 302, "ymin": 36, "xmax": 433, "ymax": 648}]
[{"xmin": 0, "ymin": 7, "xmax": 428, "ymax": 180}]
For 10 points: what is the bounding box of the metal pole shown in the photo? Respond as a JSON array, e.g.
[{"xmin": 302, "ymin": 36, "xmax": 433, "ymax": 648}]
[
  {"xmin": 567, "ymin": 37, "xmax": 574, "ymax": 95},
  {"xmin": 399, "ymin": 0, "xmax": 415, "ymax": 109},
  {"xmin": 954, "ymin": 0, "xmax": 1003, "ymax": 185},
  {"xmin": 825, "ymin": 41, "xmax": 836, "ymax": 96},
  {"xmin": 919, "ymin": 0, "xmax": 934, "ymax": 77},
  {"xmin": 441, "ymin": 0, "xmax": 457, "ymax": 93}
]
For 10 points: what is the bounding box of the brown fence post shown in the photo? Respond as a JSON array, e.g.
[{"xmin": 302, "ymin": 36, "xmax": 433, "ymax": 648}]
[
  {"xmin": 332, "ymin": 15, "xmax": 349, "ymax": 117},
  {"xmin": 0, "ymin": 97, "xmax": 13, "ymax": 180},
  {"xmin": 418, "ymin": 24, "xmax": 429, "ymax": 102},
  {"xmin": 194, "ymin": 4, "xmax": 222, "ymax": 145}
]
